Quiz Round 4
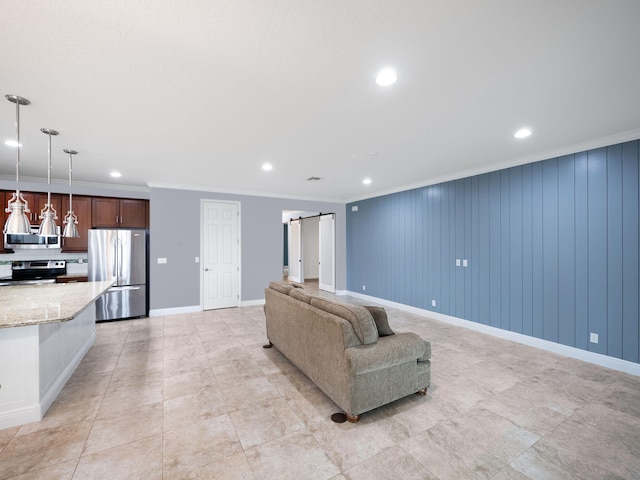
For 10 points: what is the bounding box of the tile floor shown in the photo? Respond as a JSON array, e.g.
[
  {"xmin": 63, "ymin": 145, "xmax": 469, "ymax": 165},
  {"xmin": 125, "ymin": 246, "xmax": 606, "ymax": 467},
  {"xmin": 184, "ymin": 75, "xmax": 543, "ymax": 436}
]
[{"xmin": 1, "ymin": 292, "xmax": 640, "ymax": 479}]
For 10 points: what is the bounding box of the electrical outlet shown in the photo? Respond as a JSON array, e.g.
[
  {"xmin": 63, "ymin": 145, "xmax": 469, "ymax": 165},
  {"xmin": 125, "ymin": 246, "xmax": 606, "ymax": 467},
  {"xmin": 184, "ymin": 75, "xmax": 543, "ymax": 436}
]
[
  {"xmin": 431, "ymin": 300, "xmax": 436, "ymax": 307},
  {"xmin": 362, "ymin": 285, "xmax": 366, "ymax": 291},
  {"xmin": 157, "ymin": 258, "xmax": 167, "ymax": 264},
  {"xmin": 463, "ymin": 259, "xmax": 468, "ymax": 267},
  {"xmin": 456, "ymin": 259, "xmax": 461, "ymax": 267},
  {"xmin": 590, "ymin": 332, "xmax": 599, "ymax": 344}
]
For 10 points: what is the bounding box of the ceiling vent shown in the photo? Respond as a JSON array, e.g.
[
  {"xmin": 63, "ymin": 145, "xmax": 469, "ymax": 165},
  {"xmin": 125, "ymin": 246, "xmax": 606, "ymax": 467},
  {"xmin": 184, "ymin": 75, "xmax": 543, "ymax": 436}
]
[{"xmin": 307, "ymin": 176, "xmax": 323, "ymax": 181}]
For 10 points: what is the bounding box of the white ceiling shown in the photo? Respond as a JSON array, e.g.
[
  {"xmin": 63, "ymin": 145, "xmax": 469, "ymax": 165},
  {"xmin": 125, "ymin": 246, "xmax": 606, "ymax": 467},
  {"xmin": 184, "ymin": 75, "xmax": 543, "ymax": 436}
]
[{"xmin": 1, "ymin": 0, "xmax": 640, "ymax": 202}]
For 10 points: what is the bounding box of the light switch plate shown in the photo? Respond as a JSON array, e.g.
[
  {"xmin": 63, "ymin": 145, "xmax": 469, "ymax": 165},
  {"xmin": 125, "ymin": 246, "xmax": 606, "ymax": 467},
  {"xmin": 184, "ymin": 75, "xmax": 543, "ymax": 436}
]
[{"xmin": 157, "ymin": 258, "xmax": 167, "ymax": 264}]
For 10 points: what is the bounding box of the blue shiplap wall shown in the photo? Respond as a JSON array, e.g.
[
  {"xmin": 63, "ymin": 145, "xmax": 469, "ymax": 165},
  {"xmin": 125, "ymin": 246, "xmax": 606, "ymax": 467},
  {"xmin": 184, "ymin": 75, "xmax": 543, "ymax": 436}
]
[{"xmin": 347, "ymin": 140, "xmax": 640, "ymax": 363}]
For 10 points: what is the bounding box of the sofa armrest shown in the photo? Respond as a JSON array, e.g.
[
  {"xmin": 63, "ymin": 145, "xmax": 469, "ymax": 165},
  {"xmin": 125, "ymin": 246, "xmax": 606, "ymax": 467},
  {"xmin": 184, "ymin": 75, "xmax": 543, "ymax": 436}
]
[{"xmin": 344, "ymin": 332, "xmax": 427, "ymax": 374}]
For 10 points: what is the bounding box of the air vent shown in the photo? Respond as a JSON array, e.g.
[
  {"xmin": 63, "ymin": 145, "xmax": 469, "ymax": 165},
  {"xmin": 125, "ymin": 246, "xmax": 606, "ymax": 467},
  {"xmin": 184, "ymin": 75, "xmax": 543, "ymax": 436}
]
[{"xmin": 307, "ymin": 176, "xmax": 323, "ymax": 181}]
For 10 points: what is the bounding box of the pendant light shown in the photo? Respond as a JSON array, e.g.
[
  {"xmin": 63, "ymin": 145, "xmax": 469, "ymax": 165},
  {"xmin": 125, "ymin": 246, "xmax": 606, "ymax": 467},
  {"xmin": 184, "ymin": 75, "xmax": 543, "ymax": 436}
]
[
  {"xmin": 3, "ymin": 94, "xmax": 31, "ymax": 235},
  {"xmin": 38, "ymin": 128, "xmax": 60, "ymax": 236},
  {"xmin": 62, "ymin": 148, "xmax": 80, "ymax": 238}
]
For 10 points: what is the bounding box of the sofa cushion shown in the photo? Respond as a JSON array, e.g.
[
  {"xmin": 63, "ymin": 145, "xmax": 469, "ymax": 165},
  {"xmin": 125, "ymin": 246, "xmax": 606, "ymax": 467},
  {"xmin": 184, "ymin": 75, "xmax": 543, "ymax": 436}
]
[
  {"xmin": 364, "ymin": 306, "xmax": 394, "ymax": 337},
  {"xmin": 289, "ymin": 288, "xmax": 315, "ymax": 304},
  {"xmin": 310, "ymin": 297, "xmax": 378, "ymax": 345},
  {"xmin": 418, "ymin": 340, "xmax": 432, "ymax": 362},
  {"xmin": 269, "ymin": 281, "xmax": 293, "ymax": 295}
]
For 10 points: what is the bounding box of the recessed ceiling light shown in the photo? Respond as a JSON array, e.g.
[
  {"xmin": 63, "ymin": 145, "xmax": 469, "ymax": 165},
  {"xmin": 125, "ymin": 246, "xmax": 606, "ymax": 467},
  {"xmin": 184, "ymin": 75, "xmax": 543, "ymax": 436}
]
[
  {"xmin": 110, "ymin": 171, "xmax": 122, "ymax": 178},
  {"xmin": 376, "ymin": 68, "xmax": 397, "ymax": 86},
  {"xmin": 4, "ymin": 140, "xmax": 22, "ymax": 148},
  {"xmin": 262, "ymin": 163, "xmax": 273, "ymax": 172},
  {"xmin": 514, "ymin": 128, "xmax": 532, "ymax": 139},
  {"xmin": 362, "ymin": 178, "xmax": 372, "ymax": 185}
]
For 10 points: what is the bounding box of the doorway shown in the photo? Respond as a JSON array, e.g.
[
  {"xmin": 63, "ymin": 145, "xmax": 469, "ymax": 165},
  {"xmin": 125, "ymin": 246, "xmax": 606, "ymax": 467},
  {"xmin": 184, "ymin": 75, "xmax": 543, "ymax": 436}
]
[
  {"xmin": 201, "ymin": 200, "xmax": 240, "ymax": 310},
  {"xmin": 283, "ymin": 211, "xmax": 335, "ymax": 293}
]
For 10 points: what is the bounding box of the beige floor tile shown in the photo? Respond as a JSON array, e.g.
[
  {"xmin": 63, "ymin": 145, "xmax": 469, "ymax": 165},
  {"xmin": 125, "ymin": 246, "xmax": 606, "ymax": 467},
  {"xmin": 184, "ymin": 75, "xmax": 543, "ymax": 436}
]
[
  {"xmin": 400, "ymin": 421, "xmax": 505, "ymax": 480},
  {"xmin": 212, "ymin": 359, "xmax": 267, "ymax": 388},
  {"xmin": 3, "ymin": 299, "xmax": 638, "ymax": 479},
  {"xmin": 509, "ymin": 441, "xmax": 620, "ymax": 480},
  {"xmin": 343, "ymin": 445, "xmax": 439, "ymax": 480},
  {"xmin": 0, "ymin": 421, "xmax": 92, "ymax": 479},
  {"xmin": 83, "ymin": 402, "xmax": 163, "ymax": 455},
  {"xmin": 539, "ymin": 405, "xmax": 640, "ymax": 479},
  {"xmin": 74, "ymin": 434, "xmax": 163, "ymax": 480},
  {"xmin": 163, "ymin": 367, "xmax": 218, "ymax": 400},
  {"xmin": 245, "ymin": 429, "xmax": 340, "ymax": 480},
  {"xmin": 3, "ymin": 459, "xmax": 78, "ymax": 480},
  {"xmin": 167, "ymin": 451, "xmax": 254, "ymax": 480},
  {"xmin": 230, "ymin": 397, "xmax": 304, "ymax": 449},
  {"xmin": 442, "ymin": 406, "xmax": 539, "ymax": 463},
  {"xmin": 0, "ymin": 427, "xmax": 18, "ymax": 454},
  {"xmin": 163, "ymin": 385, "xmax": 228, "ymax": 431},
  {"xmin": 98, "ymin": 378, "xmax": 164, "ymax": 417},
  {"xmin": 309, "ymin": 416, "xmax": 397, "ymax": 471},
  {"xmin": 164, "ymin": 353, "xmax": 211, "ymax": 377},
  {"xmin": 219, "ymin": 376, "xmax": 281, "ymax": 412},
  {"xmin": 163, "ymin": 414, "xmax": 242, "ymax": 478},
  {"xmin": 16, "ymin": 393, "xmax": 103, "ymax": 436},
  {"xmin": 284, "ymin": 386, "xmax": 341, "ymax": 426},
  {"xmin": 108, "ymin": 365, "xmax": 163, "ymax": 388}
]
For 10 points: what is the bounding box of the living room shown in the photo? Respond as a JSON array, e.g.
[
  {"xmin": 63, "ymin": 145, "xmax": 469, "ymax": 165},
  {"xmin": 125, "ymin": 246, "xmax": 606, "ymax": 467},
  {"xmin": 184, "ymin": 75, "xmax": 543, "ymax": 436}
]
[{"xmin": 1, "ymin": 1, "xmax": 640, "ymax": 479}]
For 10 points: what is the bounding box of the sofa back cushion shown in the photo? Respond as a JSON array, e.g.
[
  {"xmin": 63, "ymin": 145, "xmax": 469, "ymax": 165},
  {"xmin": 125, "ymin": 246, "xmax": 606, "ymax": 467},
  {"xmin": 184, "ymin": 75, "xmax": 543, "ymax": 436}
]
[
  {"xmin": 310, "ymin": 297, "xmax": 378, "ymax": 345},
  {"xmin": 289, "ymin": 288, "xmax": 316, "ymax": 304},
  {"xmin": 269, "ymin": 281, "xmax": 293, "ymax": 295}
]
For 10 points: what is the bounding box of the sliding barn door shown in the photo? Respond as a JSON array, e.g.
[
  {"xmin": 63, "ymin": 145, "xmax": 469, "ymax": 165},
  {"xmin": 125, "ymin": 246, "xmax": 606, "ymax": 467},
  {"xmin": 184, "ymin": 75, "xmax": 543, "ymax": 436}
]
[
  {"xmin": 318, "ymin": 214, "xmax": 335, "ymax": 292},
  {"xmin": 288, "ymin": 219, "xmax": 302, "ymax": 283}
]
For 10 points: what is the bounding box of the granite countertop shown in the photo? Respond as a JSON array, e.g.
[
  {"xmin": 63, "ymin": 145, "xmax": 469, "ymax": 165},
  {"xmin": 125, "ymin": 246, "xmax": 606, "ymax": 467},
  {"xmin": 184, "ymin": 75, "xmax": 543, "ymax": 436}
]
[{"xmin": 0, "ymin": 280, "xmax": 114, "ymax": 329}]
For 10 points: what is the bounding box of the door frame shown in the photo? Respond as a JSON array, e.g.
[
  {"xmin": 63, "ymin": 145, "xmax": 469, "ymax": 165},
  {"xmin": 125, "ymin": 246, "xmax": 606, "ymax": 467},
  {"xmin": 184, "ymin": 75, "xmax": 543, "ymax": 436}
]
[{"xmin": 200, "ymin": 199, "xmax": 242, "ymax": 310}]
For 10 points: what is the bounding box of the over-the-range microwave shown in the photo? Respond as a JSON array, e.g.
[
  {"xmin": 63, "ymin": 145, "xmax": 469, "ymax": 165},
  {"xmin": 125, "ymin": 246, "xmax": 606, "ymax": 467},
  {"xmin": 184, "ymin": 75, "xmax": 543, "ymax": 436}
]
[{"xmin": 4, "ymin": 226, "xmax": 61, "ymax": 250}]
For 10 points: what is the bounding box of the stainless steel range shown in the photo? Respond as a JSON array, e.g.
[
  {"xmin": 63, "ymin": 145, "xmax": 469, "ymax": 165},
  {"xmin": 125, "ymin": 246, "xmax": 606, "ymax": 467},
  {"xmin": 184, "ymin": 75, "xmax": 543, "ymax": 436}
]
[{"xmin": 0, "ymin": 260, "xmax": 67, "ymax": 286}]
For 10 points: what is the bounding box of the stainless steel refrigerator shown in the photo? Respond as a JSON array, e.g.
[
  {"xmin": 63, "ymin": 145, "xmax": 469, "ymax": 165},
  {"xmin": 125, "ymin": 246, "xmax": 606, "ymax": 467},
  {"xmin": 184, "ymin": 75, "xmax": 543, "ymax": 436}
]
[{"xmin": 88, "ymin": 229, "xmax": 148, "ymax": 321}]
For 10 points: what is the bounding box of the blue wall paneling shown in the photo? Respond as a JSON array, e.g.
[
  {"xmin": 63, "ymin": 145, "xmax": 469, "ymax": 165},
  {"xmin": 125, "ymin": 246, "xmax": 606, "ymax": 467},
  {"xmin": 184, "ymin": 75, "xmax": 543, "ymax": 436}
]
[{"xmin": 346, "ymin": 139, "xmax": 640, "ymax": 364}]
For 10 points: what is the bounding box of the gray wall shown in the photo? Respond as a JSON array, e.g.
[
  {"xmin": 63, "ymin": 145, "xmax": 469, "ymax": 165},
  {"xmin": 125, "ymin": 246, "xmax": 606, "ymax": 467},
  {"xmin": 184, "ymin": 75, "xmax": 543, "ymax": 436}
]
[{"xmin": 149, "ymin": 187, "xmax": 345, "ymax": 310}]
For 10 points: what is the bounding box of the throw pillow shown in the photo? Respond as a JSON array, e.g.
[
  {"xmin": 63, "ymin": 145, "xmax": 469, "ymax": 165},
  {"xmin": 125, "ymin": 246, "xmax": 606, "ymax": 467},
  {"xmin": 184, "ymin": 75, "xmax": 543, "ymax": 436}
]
[{"xmin": 364, "ymin": 306, "xmax": 395, "ymax": 336}]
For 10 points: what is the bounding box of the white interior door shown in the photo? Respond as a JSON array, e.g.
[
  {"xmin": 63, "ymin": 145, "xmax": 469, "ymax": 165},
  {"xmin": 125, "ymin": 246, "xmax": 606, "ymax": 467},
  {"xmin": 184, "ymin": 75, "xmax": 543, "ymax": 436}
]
[
  {"xmin": 319, "ymin": 214, "xmax": 335, "ymax": 292},
  {"xmin": 288, "ymin": 219, "xmax": 302, "ymax": 283},
  {"xmin": 202, "ymin": 201, "xmax": 239, "ymax": 310}
]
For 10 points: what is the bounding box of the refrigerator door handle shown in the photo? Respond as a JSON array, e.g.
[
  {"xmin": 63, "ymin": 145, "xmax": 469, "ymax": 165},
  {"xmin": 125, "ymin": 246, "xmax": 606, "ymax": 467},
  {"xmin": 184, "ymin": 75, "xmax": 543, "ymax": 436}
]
[{"xmin": 108, "ymin": 285, "xmax": 141, "ymax": 292}]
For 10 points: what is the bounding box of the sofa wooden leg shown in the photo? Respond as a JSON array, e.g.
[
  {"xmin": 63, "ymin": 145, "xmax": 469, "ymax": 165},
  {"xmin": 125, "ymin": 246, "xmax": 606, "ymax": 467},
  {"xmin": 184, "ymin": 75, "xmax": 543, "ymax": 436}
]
[
  {"xmin": 416, "ymin": 387, "xmax": 428, "ymax": 396},
  {"xmin": 345, "ymin": 413, "xmax": 361, "ymax": 423},
  {"xmin": 262, "ymin": 342, "xmax": 273, "ymax": 349}
]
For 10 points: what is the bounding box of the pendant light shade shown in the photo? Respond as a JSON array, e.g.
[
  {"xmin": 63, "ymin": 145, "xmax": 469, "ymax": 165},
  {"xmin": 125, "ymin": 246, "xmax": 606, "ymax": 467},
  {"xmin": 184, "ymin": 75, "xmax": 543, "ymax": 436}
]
[
  {"xmin": 38, "ymin": 128, "xmax": 60, "ymax": 237},
  {"xmin": 4, "ymin": 94, "xmax": 32, "ymax": 235},
  {"xmin": 62, "ymin": 149, "xmax": 80, "ymax": 238}
]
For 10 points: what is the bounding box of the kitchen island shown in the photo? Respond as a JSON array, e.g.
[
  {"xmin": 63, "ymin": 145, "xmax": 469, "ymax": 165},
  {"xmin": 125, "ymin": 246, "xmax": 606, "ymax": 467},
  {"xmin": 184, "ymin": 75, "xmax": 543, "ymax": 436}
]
[{"xmin": 0, "ymin": 280, "xmax": 113, "ymax": 430}]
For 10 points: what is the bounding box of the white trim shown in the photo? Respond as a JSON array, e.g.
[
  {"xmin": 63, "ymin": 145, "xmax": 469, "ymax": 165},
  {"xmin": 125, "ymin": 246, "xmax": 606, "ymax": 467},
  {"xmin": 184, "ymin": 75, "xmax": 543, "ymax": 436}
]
[
  {"xmin": 241, "ymin": 299, "xmax": 265, "ymax": 307},
  {"xmin": 148, "ymin": 181, "xmax": 344, "ymax": 203},
  {"xmin": 149, "ymin": 305, "xmax": 201, "ymax": 317},
  {"xmin": 347, "ymin": 291, "xmax": 640, "ymax": 377},
  {"xmin": 345, "ymin": 128, "xmax": 640, "ymax": 203}
]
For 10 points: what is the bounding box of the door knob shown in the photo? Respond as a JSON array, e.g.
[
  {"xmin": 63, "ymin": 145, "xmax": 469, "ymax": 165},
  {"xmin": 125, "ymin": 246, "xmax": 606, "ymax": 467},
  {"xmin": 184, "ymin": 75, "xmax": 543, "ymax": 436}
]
[{"xmin": 204, "ymin": 268, "xmax": 209, "ymax": 271}]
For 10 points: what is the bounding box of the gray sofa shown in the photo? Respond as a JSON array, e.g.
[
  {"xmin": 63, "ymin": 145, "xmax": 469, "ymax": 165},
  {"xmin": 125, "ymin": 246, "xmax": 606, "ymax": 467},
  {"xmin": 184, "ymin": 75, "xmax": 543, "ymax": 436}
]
[{"xmin": 264, "ymin": 281, "xmax": 431, "ymax": 422}]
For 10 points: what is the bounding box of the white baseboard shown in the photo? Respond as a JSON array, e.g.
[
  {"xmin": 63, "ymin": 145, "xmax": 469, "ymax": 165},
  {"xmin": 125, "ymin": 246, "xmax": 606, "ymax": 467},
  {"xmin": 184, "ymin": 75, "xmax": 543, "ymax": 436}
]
[
  {"xmin": 241, "ymin": 299, "xmax": 265, "ymax": 307},
  {"xmin": 346, "ymin": 291, "xmax": 640, "ymax": 377},
  {"xmin": 149, "ymin": 305, "xmax": 201, "ymax": 317}
]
